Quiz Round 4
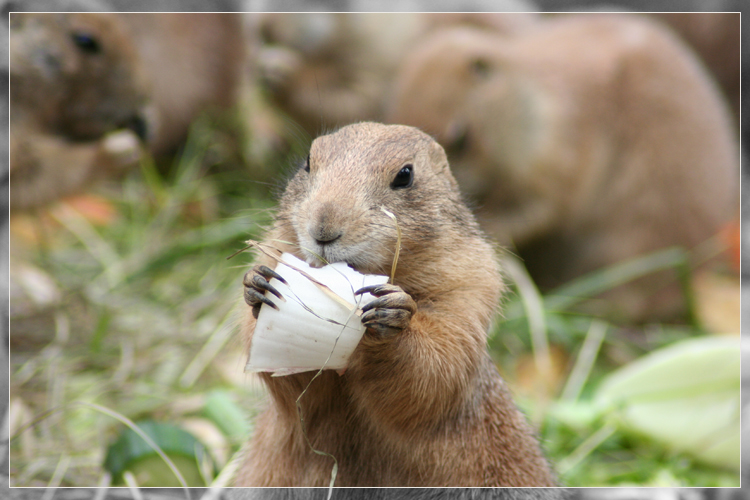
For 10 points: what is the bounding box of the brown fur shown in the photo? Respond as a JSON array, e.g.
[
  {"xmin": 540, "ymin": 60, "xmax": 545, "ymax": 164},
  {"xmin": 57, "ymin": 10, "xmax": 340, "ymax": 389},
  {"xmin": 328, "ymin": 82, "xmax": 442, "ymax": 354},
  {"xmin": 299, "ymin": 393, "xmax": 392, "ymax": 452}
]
[
  {"xmin": 387, "ymin": 14, "xmax": 739, "ymax": 322},
  {"xmin": 228, "ymin": 488, "xmax": 567, "ymax": 500},
  {"xmin": 116, "ymin": 13, "xmax": 246, "ymax": 156},
  {"xmin": 10, "ymin": 128, "xmax": 141, "ymax": 211},
  {"xmin": 9, "ymin": 12, "xmax": 151, "ymax": 210},
  {"xmin": 234, "ymin": 122, "xmax": 557, "ymax": 487},
  {"xmin": 650, "ymin": 13, "xmax": 741, "ymax": 125}
]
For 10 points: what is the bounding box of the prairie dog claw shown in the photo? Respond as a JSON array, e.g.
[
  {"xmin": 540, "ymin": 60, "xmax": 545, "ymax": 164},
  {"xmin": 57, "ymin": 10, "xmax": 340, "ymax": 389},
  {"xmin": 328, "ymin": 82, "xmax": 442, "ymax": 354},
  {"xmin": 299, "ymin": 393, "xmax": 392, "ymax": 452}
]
[
  {"xmin": 244, "ymin": 264, "xmax": 286, "ymax": 319},
  {"xmin": 355, "ymin": 283, "xmax": 416, "ymax": 336}
]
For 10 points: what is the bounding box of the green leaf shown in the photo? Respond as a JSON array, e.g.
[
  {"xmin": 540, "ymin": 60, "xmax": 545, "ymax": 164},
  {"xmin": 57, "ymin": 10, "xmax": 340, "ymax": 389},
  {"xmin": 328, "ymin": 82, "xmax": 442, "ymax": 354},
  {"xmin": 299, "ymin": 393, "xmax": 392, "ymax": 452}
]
[
  {"xmin": 594, "ymin": 336, "xmax": 740, "ymax": 471},
  {"xmin": 104, "ymin": 420, "xmax": 216, "ymax": 486},
  {"xmin": 203, "ymin": 390, "xmax": 250, "ymax": 446},
  {"xmin": 548, "ymin": 399, "xmax": 603, "ymax": 430},
  {"xmin": 545, "ymin": 247, "xmax": 690, "ymax": 313}
]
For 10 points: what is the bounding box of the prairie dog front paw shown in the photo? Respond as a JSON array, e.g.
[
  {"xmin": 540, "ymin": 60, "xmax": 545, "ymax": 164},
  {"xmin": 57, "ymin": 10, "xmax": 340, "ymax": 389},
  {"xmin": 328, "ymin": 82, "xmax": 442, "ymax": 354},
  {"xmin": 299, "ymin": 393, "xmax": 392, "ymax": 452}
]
[{"xmin": 355, "ymin": 283, "xmax": 416, "ymax": 337}]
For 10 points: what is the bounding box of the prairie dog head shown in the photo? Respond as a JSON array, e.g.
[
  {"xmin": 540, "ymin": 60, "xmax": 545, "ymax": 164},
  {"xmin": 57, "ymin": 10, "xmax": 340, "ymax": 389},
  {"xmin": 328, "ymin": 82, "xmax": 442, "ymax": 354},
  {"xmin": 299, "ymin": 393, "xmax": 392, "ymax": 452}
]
[
  {"xmin": 10, "ymin": 12, "xmax": 152, "ymax": 142},
  {"xmin": 278, "ymin": 122, "xmax": 470, "ymax": 277}
]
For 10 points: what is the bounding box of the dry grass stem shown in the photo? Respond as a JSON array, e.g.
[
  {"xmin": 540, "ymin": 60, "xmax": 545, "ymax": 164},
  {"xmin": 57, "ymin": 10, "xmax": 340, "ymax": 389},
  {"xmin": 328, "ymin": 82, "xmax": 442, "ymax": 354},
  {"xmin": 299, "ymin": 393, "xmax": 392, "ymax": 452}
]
[
  {"xmin": 561, "ymin": 320, "xmax": 608, "ymax": 401},
  {"xmin": 500, "ymin": 254, "xmax": 553, "ymax": 387},
  {"xmin": 558, "ymin": 422, "xmax": 618, "ymax": 476},
  {"xmin": 180, "ymin": 305, "xmax": 240, "ymax": 389},
  {"xmin": 380, "ymin": 207, "xmax": 401, "ymax": 284}
]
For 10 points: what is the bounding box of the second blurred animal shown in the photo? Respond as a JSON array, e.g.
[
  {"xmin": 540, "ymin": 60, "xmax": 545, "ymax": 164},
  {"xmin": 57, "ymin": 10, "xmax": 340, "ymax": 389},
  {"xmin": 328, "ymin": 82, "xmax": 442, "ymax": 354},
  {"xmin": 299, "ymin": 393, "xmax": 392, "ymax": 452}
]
[
  {"xmin": 387, "ymin": 14, "xmax": 739, "ymax": 323},
  {"xmin": 9, "ymin": 11, "xmax": 249, "ymax": 210},
  {"xmin": 9, "ymin": 12, "xmax": 151, "ymax": 210}
]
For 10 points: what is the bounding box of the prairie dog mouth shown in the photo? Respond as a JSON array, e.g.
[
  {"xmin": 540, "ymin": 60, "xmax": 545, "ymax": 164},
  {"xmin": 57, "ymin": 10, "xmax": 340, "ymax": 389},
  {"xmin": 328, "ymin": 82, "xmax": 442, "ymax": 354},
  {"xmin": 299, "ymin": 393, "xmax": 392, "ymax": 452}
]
[
  {"xmin": 299, "ymin": 239, "xmax": 381, "ymax": 276},
  {"xmin": 301, "ymin": 242, "xmax": 349, "ymax": 268},
  {"xmin": 296, "ymin": 205, "xmax": 398, "ymax": 276}
]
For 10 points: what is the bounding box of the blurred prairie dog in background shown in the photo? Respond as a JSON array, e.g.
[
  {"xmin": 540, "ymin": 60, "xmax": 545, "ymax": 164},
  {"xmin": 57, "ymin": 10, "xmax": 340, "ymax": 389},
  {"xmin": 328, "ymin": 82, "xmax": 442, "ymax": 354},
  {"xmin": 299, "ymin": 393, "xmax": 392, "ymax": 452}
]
[
  {"xmin": 8, "ymin": 11, "xmax": 249, "ymax": 210},
  {"xmin": 387, "ymin": 14, "xmax": 738, "ymax": 322},
  {"xmin": 9, "ymin": 12, "xmax": 151, "ymax": 211},
  {"xmin": 256, "ymin": 13, "xmax": 428, "ymax": 135},
  {"xmin": 10, "ymin": 12, "xmax": 150, "ymax": 141},
  {"xmin": 116, "ymin": 12, "xmax": 247, "ymax": 156},
  {"xmin": 9, "ymin": 8, "xmax": 248, "ymax": 154},
  {"xmin": 256, "ymin": 12, "xmax": 540, "ymax": 136}
]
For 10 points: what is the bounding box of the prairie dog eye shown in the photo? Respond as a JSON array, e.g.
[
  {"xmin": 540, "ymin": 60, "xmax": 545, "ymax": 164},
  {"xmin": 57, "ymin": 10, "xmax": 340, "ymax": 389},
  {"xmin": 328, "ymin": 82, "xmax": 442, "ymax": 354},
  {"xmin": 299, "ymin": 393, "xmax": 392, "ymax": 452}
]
[
  {"xmin": 391, "ymin": 164, "xmax": 413, "ymax": 189},
  {"xmin": 471, "ymin": 57, "xmax": 491, "ymax": 78},
  {"xmin": 71, "ymin": 32, "xmax": 101, "ymax": 54},
  {"xmin": 303, "ymin": 154, "xmax": 310, "ymax": 173}
]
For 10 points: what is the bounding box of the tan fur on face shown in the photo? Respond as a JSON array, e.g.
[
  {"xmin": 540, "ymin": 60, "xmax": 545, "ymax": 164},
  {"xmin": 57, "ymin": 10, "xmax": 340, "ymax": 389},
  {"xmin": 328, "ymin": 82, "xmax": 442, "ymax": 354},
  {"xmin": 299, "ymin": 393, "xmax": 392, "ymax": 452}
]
[
  {"xmin": 387, "ymin": 14, "xmax": 739, "ymax": 322},
  {"xmin": 234, "ymin": 122, "xmax": 557, "ymax": 487},
  {"xmin": 10, "ymin": 12, "xmax": 150, "ymax": 138}
]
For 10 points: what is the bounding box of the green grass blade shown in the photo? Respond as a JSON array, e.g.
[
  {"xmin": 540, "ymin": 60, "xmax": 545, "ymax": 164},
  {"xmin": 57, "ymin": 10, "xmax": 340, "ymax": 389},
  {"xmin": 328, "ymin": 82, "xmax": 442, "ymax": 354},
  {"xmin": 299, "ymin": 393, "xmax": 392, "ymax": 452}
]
[{"xmin": 545, "ymin": 247, "xmax": 689, "ymax": 311}]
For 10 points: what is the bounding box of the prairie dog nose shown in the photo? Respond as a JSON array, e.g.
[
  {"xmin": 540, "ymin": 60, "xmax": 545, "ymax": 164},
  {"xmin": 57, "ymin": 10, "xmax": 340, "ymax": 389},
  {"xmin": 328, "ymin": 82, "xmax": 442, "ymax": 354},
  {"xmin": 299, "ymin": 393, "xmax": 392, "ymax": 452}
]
[
  {"xmin": 308, "ymin": 222, "xmax": 342, "ymax": 245},
  {"xmin": 122, "ymin": 114, "xmax": 149, "ymax": 143},
  {"xmin": 307, "ymin": 202, "xmax": 343, "ymax": 244}
]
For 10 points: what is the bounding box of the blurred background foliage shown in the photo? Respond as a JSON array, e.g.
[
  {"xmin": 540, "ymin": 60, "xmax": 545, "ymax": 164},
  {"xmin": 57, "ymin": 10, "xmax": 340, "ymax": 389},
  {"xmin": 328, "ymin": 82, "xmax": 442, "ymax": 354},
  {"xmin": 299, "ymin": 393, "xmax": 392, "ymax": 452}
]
[
  {"xmin": 6, "ymin": 4, "xmax": 742, "ymax": 491},
  {"xmin": 8, "ymin": 109, "xmax": 740, "ymax": 488}
]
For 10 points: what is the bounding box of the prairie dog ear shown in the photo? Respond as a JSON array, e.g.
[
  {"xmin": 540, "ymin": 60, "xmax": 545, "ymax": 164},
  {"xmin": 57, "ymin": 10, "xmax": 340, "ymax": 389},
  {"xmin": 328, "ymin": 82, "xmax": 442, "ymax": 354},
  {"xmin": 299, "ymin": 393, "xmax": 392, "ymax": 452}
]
[
  {"xmin": 428, "ymin": 139, "xmax": 449, "ymax": 172},
  {"xmin": 428, "ymin": 139, "xmax": 460, "ymax": 190}
]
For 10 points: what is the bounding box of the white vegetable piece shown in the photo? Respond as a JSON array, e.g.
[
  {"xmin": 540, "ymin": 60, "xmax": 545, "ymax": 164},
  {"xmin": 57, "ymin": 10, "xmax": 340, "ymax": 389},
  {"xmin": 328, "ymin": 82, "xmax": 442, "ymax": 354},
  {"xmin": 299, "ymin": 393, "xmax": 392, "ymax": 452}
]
[{"xmin": 246, "ymin": 253, "xmax": 388, "ymax": 376}]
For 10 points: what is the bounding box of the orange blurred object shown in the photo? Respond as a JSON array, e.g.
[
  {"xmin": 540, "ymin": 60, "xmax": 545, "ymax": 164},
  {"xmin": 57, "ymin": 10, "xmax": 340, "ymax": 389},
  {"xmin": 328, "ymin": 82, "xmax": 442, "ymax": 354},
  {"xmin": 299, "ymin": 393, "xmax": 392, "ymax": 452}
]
[
  {"xmin": 59, "ymin": 194, "xmax": 119, "ymax": 227},
  {"xmin": 720, "ymin": 218, "xmax": 741, "ymax": 272}
]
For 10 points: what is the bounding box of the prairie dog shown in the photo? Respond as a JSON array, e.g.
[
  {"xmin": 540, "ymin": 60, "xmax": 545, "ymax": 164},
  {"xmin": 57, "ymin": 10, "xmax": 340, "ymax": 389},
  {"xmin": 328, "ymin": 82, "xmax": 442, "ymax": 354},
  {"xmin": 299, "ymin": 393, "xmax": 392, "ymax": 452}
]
[
  {"xmin": 6, "ymin": 8, "xmax": 246, "ymax": 156},
  {"xmin": 257, "ymin": 13, "xmax": 426, "ymax": 135},
  {"xmin": 10, "ymin": 12, "xmax": 150, "ymax": 140},
  {"xmin": 9, "ymin": 12, "xmax": 151, "ymax": 210},
  {"xmin": 387, "ymin": 14, "xmax": 738, "ymax": 322},
  {"xmin": 235, "ymin": 122, "xmax": 557, "ymax": 487}
]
